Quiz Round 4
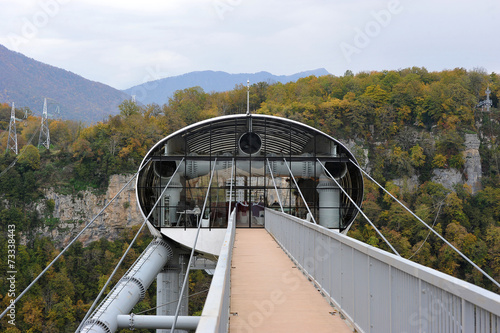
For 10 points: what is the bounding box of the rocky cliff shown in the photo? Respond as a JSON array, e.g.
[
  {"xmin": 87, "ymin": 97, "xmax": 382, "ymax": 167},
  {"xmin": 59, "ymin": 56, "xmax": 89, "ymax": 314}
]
[
  {"xmin": 37, "ymin": 174, "xmax": 143, "ymax": 247},
  {"xmin": 430, "ymin": 133, "xmax": 482, "ymax": 194},
  {"xmin": 33, "ymin": 133, "xmax": 484, "ymax": 247}
]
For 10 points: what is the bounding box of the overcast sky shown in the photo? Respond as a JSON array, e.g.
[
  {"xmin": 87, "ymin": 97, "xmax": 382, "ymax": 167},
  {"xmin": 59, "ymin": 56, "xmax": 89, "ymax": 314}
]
[{"xmin": 1, "ymin": 0, "xmax": 498, "ymax": 90}]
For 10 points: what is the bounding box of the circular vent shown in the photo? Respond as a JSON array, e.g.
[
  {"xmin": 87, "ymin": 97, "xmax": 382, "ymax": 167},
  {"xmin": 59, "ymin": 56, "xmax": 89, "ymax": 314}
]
[{"xmin": 239, "ymin": 132, "xmax": 262, "ymax": 155}]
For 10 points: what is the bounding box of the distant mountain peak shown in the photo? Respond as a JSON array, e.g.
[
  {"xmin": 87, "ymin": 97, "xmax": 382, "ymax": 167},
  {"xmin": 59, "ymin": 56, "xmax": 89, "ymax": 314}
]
[{"xmin": 124, "ymin": 68, "xmax": 330, "ymax": 106}]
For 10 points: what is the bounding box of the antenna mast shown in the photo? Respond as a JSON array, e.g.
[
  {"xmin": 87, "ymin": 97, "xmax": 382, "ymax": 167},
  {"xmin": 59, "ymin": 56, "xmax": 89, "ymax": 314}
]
[
  {"xmin": 38, "ymin": 98, "xmax": 50, "ymax": 149},
  {"xmin": 7, "ymin": 102, "xmax": 18, "ymax": 154},
  {"xmin": 246, "ymin": 79, "xmax": 250, "ymax": 115}
]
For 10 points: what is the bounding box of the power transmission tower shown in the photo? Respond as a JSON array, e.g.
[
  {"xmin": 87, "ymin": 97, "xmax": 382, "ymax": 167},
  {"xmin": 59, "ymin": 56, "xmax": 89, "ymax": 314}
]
[
  {"xmin": 6, "ymin": 102, "xmax": 18, "ymax": 154},
  {"xmin": 38, "ymin": 98, "xmax": 50, "ymax": 149},
  {"xmin": 477, "ymin": 86, "xmax": 493, "ymax": 112}
]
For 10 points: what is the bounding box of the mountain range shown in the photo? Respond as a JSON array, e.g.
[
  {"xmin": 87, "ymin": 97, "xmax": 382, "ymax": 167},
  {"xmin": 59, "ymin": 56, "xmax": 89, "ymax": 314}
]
[
  {"xmin": 0, "ymin": 44, "xmax": 330, "ymax": 122},
  {"xmin": 124, "ymin": 68, "xmax": 330, "ymax": 106},
  {"xmin": 0, "ymin": 44, "xmax": 130, "ymax": 123}
]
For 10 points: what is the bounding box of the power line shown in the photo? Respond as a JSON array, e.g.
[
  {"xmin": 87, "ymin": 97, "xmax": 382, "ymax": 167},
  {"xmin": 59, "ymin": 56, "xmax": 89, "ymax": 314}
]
[{"xmin": 408, "ymin": 201, "xmax": 444, "ymax": 260}]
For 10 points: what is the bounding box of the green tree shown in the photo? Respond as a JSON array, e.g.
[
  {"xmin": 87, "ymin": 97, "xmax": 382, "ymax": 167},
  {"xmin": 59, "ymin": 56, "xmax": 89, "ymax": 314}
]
[
  {"xmin": 166, "ymin": 86, "xmax": 208, "ymax": 124},
  {"xmin": 18, "ymin": 145, "xmax": 40, "ymax": 170},
  {"xmin": 118, "ymin": 99, "xmax": 140, "ymax": 117}
]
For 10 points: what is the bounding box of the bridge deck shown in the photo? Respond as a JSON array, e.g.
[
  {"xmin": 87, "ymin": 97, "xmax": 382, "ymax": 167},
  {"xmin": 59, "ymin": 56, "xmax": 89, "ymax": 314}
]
[{"xmin": 230, "ymin": 229, "xmax": 352, "ymax": 332}]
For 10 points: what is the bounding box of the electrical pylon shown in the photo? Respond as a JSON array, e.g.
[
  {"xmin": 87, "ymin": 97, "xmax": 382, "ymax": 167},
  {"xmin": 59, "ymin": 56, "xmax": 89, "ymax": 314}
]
[
  {"xmin": 6, "ymin": 102, "xmax": 18, "ymax": 154},
  {"xmin": 38, "ymin": 98, "xmax": 50, "ymax": 149}
]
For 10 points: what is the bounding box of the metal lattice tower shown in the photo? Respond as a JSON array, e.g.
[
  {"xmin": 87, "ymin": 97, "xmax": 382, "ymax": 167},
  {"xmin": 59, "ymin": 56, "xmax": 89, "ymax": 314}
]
[
  {"xmin": 38, "ymin": 98, "xmax": 50, "ymax": 149},
  {"xmin": 6, "ymin": 102, "xmax": 18, "ymax": 155},
  {"xmin": 477, "ymin": 86, "xmax": 493, "ymax": 112}
]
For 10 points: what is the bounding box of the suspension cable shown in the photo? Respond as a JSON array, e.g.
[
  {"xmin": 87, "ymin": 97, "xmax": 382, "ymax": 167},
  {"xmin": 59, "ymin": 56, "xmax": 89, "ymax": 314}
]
[
  {"xmin": 78, "ymin": 213, "xmax": 150, "ymax": 332},
  {"xmin": 266, "ymin": 159, "xmax": 285, "ymax": 213},
  {"xmin": 0, "ymin": 158, "xmax": 151, "ymax": 321},
  {"xmin": 77, "ymin": 158, "xmax": 185, "ymax": 332},
  {"xmin": 282, "ymin": 158, "xmax": 317, "ymax": 224},
  {"xmin": 228, "ymin": 159, "xmax": 235, "ymax": 216},
  {"xmin": 317, "ymin": 159, "xmax": 401, "ymax": 256},
  {"xmin": 349, "ymin": 159, "xmax": 500, "ymax": 289},
  {"xmin": 171, "ymin": 158, "xmax": 218, "ymax": 332}
]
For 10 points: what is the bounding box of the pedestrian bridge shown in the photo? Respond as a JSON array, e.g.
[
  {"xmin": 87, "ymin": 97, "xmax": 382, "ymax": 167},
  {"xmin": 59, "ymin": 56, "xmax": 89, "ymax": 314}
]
[
  {"xmin": 77, "ymin": 114, "xmax": 499, "ymax": 333},
  {"xmin": 197, "ymin": 209, "xmax": 500, "ymax": 333},
  {"xmin": 5, "ymin": 113, "xmax": 499, "ymax": 333}
]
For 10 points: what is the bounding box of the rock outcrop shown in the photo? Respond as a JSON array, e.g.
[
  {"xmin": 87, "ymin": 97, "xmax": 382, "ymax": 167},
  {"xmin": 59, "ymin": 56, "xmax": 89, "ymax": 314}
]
[
  {"xmin": 431, "ymin": 168, "xmax": 463, "ymax": 191},
  {"xmin": 463, "ymin": 133, "xmax": 482, "ymax": 194},
  {"xmin": 39, "ymin": 174, "xmax": 143, "ymax": 247},
  {"xmin": 425, "ymin": 133, "xmax": 482, "ymax": 194}
]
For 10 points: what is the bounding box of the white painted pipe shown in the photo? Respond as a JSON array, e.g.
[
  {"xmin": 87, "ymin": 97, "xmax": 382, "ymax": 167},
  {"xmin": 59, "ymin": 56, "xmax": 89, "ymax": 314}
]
[
  {"xmin": 79, "ymin": 238, "xmax": 173, "ymax": 333},
  {"xmin": 317, "ymin": 173, "xmax": 341, "ymax": 228},
  {"xmin": 162, "ymin": 157, "xmax": 346, "ymax": 180},
  {"xmin": 155, "ymin": 157, "xmax": 346, "ymax": 229},
  {"xmin": 160, "ymin": 173, "xmax": 182, "ymax": 226},
  {"xmin": 116, "ymin": 315, "xmax": 199, "ymax": 330}
]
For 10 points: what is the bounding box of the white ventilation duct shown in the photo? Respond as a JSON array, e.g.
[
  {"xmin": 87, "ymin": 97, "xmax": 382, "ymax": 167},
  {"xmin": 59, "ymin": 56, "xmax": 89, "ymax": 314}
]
[{"xmin": 78, "ymin": 238, "xmax": 173, "ymax": 333}]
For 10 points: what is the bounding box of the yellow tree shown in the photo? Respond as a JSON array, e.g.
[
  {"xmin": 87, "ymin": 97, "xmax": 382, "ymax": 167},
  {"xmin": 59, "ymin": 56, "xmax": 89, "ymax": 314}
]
[
  {"xmin": 49, "ymin": 120, "xmax": 72, "ymax": 149},
  {"xmin": 18, "ymin": 145, "xmax": 40, "ymax": 170},
  {"xmin": 410, "ymin": 144, "xmax": 426, "ymax": 167}
]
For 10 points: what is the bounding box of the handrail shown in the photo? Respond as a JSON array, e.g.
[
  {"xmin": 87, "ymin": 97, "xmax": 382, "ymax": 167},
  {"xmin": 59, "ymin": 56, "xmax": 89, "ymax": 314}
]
[
  {"xmin": 349, "ymin": 158, "xmax": 500, "ymax": 289},
  {"xmin": 196, "ymin": 207, "xmax": 237, "ymax": 333},
  {"xmin": 265, "ymin": 209, "xmax": 500, "ymax": 333}
]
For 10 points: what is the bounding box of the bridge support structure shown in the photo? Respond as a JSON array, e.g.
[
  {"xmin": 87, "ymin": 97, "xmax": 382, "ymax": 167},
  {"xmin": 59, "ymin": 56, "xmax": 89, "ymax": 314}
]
[
  {"xmin": 157, "ymin": 250, "xmax": 189, "ymax": 333},
  {"xmin": 79, "ymin": 238, "xmax": 173, "ymax": 333}
]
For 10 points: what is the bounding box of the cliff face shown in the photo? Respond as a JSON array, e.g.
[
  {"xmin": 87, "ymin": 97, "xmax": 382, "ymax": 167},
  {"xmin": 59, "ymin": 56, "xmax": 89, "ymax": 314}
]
[
  {"xmin": 430, "ymin": 133, "xmax": 482, "ymax": 194},
  {"xmin": 33, "ymin": 133, "xmax": 484, "ymax": 247},
  {"xmin": 39, "ymin": 174, "xmax": 143, "ymax": 247}
]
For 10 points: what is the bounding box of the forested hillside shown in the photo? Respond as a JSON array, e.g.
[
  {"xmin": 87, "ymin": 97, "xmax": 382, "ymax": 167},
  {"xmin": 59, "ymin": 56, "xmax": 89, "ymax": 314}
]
[
  {"xmin": 1, "ymin": 67, "xmax": 500, "ymax": 331},
  {"xmin": 0, "ymin": 44, "xmax": 130, "ymax": 123}
]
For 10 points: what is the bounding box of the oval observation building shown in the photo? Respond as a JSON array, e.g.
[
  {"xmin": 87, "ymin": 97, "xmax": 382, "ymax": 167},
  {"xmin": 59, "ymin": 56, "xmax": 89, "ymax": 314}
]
[{"xmin": 136, "ymin": 114, "xmax": 364, "ymax": 255}]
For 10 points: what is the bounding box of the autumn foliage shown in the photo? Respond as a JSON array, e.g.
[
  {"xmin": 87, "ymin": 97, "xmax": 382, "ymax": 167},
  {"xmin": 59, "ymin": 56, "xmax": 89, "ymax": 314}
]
[{"xmin": 1, "ymin": 67, "xmax": 500, "ymax": 330}]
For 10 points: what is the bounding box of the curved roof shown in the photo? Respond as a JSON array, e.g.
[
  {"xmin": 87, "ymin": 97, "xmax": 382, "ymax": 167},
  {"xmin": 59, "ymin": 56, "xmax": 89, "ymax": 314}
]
[{"xmin": 141, "ymin": 114, "xmax": 358, "ymax": 158}]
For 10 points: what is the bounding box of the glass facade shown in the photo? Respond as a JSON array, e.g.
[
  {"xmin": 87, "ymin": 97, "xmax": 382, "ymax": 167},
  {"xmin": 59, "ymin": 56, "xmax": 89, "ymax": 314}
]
[{"xmin": 136, "ymin": 115, "xmax": 363, "ymax": 232}]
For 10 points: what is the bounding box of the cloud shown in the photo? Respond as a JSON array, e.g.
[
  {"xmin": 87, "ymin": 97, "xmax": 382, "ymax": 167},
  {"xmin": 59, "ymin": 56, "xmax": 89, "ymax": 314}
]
[{"xmin": 0, "ymin": 0, "xmax": 498, "ymax": 89}]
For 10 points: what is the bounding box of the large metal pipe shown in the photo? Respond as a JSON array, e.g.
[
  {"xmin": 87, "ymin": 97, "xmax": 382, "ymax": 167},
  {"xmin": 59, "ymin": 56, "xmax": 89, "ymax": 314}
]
[
  {"xmin": 159, "ymin": 173, "xmax": 182, "ymax": 226},
  {"xmin": 116, "ymin": 315, "xmax": 199, "ymax": 330},
  {"xmin": 154, "ymin": 155, "xmax": 347, "ymax": 229},
  {"xmin": 78, "ymin": 238, "xmax": 173, "ymax": 333},
  {"xmin": 154, "ymin": 154, "xmax": 346, "ymax": 181},
  {"xmin": 317, "ymin": 173, "xmax": 341, "ymax": 228}
]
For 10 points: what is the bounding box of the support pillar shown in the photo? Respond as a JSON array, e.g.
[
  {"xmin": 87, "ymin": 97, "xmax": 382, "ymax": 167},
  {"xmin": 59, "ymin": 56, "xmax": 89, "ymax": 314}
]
[
  {"xmin": 317, "ymin": 173, "xmax": 341, "ymax": 229},
  {"xmin": 157, "ymin": 250, "xmax": 189, "ymax": 333},
  {"xmin": 160, "ymin": 174, "xmax": 182, "ymax": 227}
]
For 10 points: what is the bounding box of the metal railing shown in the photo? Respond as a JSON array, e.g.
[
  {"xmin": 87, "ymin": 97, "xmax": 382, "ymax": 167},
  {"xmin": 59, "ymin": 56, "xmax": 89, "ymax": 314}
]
[
  {"xmin": 265, "ymin": 209, "xmax": 500, "ymax": 333},
  {"xmin": 196, "ymin": 208, "xmax": 236, "ymax": 333}
]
